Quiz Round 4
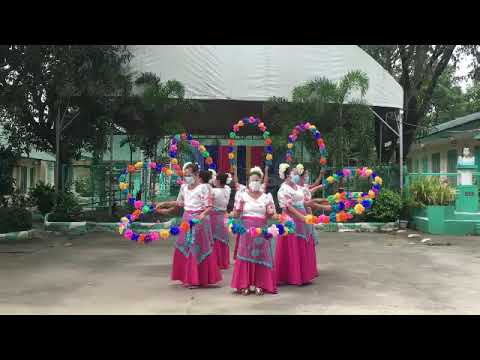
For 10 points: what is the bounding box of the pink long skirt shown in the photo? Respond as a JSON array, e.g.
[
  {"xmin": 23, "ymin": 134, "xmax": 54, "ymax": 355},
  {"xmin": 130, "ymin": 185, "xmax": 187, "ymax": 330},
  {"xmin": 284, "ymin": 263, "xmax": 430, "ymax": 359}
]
[
  {"xmin": 275, "ymin": 233, "xmax": 318, "ymax": 286},
  {"xmin": 210, "ymin": 210, "xmax": 230, "ymax": 270},
  {"xmin": 230, "ymin": 216, "xmax": 277, "ymax": 294},
  {"xmin": 171, "ymin": 247, "xmax": 222, "ymax": 287},
  {"xmin": 214, "ymin": 241, "xmax": 230, "ymax": 270}
]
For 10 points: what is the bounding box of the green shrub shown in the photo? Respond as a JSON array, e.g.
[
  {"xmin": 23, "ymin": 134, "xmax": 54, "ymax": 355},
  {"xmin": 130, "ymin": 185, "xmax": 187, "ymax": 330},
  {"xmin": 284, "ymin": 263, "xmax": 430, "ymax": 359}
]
[
  {"xmin": 0, "ymin": 207, "xmax": 32, "ymax": 233},
  {"xmin": 364, "ymin": 189, "xmax": 402, "ymax": 222},
  {"xmin": 50, "ymin": 191, "xmax": 83, "ymax": 221},
  {"xmin": 29, "ymin": 182, "xmax": 56, "ymax": 215},
  {"xmin": 74, "ymin": 177, "xmax": 93, "ymax": 197},
  {"xmin": 407, "ymin": 177, "xmax": 455, "ymax": 206}
]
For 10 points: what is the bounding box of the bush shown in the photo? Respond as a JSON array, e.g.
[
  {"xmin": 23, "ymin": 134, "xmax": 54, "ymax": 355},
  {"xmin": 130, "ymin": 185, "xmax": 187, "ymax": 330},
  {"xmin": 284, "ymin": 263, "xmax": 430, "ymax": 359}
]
[
  {"xmin": 29, "ymin": 182, "xmax": 56, "ymax": 215},
  {"xmin": 50, "ymin": 191, "xmax": 83, "ymax": 222},
  {"xmin": 74, "ymin": 177, "xmax": 93, "ymax": 197},
  {"xmin": 407, "ymin": 177, "xmax": 455, "ymax": 206},
  {"xmin": 0, "ymin": 207, "xmax": 32, "ymax": 233},
  {"xmin": 364, "ymin": 189, "xmax": 402, "ymax": 222}
]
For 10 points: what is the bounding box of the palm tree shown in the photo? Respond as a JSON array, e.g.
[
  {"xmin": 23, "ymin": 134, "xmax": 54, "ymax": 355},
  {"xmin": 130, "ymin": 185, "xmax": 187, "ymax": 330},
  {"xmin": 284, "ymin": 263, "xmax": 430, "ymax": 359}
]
[{"xmin": 289, "ymin": 70, "xmax": 369, "ymax": 167}]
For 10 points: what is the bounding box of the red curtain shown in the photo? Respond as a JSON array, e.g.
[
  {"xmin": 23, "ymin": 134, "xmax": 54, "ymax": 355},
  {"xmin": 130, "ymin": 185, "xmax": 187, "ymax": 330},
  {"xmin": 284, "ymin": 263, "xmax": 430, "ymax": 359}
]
[
  {"xmin": 251, "ymin": 146, "xmax": 264, "ymax": 167},
  {"xmin": 218, "ymin": 146, "xmax": 230, "ymax": 173}
]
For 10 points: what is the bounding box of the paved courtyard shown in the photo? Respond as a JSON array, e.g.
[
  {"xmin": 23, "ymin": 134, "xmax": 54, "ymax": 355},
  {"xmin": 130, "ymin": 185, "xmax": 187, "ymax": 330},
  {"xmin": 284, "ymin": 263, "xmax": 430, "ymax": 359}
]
[{"xmin": 1, "ymin": 229, "xmax": 480, "ymax": 314}]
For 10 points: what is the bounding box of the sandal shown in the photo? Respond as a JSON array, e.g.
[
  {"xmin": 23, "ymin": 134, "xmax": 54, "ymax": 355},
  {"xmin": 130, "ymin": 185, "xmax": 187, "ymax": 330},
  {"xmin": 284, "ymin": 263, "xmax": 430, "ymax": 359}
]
[
  {"xmin": 241, "ymin": 288, "xmax": 250, "ymax": 296},
  {"xmin": 255, "ymin": 288, "xmax": 264, "ymax": 296}
]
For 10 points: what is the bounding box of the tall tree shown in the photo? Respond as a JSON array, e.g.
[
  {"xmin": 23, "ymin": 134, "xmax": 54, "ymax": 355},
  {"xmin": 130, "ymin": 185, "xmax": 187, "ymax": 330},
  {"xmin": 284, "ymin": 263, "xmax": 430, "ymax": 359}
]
[
  {"xmin": 0, "ymin": 45, "xmax": 132, "ymax": 192},
  {"xmin": 360, "ymin": 45, "xmax": 463, "ymax": 159},
  {"xmin": 265, "ymin": 70, "xmax": 372, "ymax": 170}
]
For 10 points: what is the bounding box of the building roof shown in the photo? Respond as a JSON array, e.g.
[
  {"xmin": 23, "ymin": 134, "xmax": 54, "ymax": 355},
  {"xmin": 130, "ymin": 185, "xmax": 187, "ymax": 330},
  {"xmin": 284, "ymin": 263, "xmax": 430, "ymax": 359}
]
[
  {"xmin": 424, "ymin": 112, "xmax": 480, "ymax": 137},
  {"xmin": 128, "ymin": 45, "xmax": 404, "ymax": 109}
]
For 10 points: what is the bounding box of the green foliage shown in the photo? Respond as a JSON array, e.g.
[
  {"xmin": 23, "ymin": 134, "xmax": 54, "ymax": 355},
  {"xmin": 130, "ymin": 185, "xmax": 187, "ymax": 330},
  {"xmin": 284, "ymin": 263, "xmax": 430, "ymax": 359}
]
[
  {"xmin": 0, "ymin": 207, "xmax": 32, "ymax": 233},
  {"xmin": 74, "ymin": 177, "xmax": 93, "ymax": 197},
  {"xmin": 264, "ymin": 70, "xmax": 372, "ymax": 169},
  {"xmin": 0, "ymin": 45, "xmax": 133, "ymax": 189},
  {"xmin": 364, "ymin": 189, "xmax": 402, "ymax": 222},
  {"xmin": 115, "ymin": 72, "xmax": 202, "ymax": 159},
  {"xmin": 407, "ymin": 177, "xmax": 455, "ymax": 206},
  {"xmin": 29, "ymin": 182, "xmax": 56, "ymax": 215},
  {"xmin": 50, "ymin": 190, "xmax": 82, "ymax": 221},
  {"xmin": 0, "ymin": 146, "xmax": 17, "ymax": 196}
]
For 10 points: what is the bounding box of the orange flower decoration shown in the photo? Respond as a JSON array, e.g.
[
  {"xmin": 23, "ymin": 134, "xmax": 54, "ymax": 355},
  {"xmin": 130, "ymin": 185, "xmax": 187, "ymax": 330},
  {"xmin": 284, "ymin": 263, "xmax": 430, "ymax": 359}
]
[{"xmin": 265, "ymin": 138, "xmax": 272, "ymax": 145}]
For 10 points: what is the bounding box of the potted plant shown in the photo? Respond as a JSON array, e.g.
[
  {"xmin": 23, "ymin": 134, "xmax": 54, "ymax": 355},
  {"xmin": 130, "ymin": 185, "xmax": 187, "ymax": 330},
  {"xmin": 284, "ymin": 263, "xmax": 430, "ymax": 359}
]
[{"xmin": 407, "ymin": 177, "xmax": 455, "ymax": 234}]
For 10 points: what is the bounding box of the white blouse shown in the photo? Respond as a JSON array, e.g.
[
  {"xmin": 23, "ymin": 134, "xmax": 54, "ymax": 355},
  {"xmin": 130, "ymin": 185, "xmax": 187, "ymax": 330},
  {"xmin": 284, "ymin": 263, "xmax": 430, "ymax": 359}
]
[
  {"xmin": 302, "ymin": 185, "xmax": 312, "ymax": 202},
  {"xmin": 277, "ymin": 182, "xmax": 306, "ymax": 209},
  {"xmin": 211, "ymin": 186, "xmax": 232, "ymax": 211},
  {"xmin": 235, "ymin": 191, "xmax": 274, "ymax": 219},
  {"xmin": 176, "ymin": 183, "xmax": 212, "ymax": 212}
]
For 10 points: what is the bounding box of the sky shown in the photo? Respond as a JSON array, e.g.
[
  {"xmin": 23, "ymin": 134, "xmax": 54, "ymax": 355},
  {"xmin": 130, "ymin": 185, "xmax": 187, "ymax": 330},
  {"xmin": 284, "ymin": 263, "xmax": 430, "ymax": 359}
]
[{"xmin": 456, "ymin": 53, "xmax": 473, "ymax": 91}]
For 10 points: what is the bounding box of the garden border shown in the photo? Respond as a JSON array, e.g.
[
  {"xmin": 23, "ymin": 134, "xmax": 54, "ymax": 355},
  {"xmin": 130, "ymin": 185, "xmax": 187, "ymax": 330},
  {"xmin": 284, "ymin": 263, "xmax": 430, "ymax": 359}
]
[
  {"xmin": 43, "ymin": 213, "xmax": 398, "ymax": 236},
  {"xmin": 0, "ymin": 229, "xmax": 35, "ymax": 241}
]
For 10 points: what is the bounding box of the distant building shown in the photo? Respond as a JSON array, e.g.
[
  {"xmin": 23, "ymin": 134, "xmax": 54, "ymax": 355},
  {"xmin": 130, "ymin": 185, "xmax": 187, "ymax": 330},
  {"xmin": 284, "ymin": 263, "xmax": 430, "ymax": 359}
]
[{"xmin": 407, "ymin": 112, "xmax": 480, "ymax": 183}]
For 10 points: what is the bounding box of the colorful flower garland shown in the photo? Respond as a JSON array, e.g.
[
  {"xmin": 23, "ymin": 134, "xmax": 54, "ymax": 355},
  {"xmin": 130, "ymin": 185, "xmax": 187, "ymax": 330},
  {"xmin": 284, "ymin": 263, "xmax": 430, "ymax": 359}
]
[
  {"xmin": 118, "ymin": 204, "xmax": 203, "ymax": 244},
  {"xmin": 286, "ymin": 122, "xmax": 328, "ymax": 166},
  {"xmin": 116, "ymin": 133, "xmax": 214, "ymax": 198},
  {"xmin": 304, "ymin": 166, "xmax": 383, "ymax": 224},
  {"xmin": 229, "ymin": 116, "xmax": 273, "ymax": 170},
  {"xmin": 226, "ymin": 214, "xmax": 296, "ymax": 239},
  {"xmin": 116, "ymin": 133, "xmax": 216, "ymax": 243}
]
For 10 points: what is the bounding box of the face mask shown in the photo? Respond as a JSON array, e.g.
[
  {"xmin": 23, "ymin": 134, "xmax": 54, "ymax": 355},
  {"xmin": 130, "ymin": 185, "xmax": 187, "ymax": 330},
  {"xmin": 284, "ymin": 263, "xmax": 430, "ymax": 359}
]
[
  {"xmin": 291, "ymin": 174, "xmax": 300, "ymax": 184},
  {"xmin": 184, "ymin": 176, "xmax": 194, "ymax": 185},
  {"xmin": 249, "ymin": 181, "xmax": 261, "ymax": 192},
  {"xmin": 226, "ymin": 178, "xmax": 232, "ymax": 185}
]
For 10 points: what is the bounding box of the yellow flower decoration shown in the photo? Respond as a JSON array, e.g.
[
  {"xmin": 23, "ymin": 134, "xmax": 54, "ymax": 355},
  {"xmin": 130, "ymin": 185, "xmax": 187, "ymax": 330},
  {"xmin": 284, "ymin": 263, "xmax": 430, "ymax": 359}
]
[
  {"xmin": 287, "ymin": 143, "xmax": 293, "ymax": 149},
  {"xmin": 266, "ymin": 154, "xmax": 273, "ymax": 161},
  {"xmin": 159, "ymin": 229, "xmax": 170, "ymax": 239},
  {"xmin": 327, "ymin": 176, "xmax": 334, "ymax": 184}
]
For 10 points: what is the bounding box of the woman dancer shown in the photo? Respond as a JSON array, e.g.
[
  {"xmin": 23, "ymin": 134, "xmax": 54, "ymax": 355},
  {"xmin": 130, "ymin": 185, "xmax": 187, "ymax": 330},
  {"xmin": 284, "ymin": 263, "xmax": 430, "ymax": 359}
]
[
  {"xmin": 210, "ymin": 173, "xmax": 232, "ymax": 269},
  {"xmin": 231, "ymin": 165, "xmax": 269, "ymax": 260},
  {"xmin": 230, "ymin": 166, "xmax": 277, "ymax": 295},
  {"xmin": 156, "ymin": 163, "xmax": 222, "ymax": 288},
  {"xmin": 275, "ymin": 163, "xmax": 318, "ymax": 286}
]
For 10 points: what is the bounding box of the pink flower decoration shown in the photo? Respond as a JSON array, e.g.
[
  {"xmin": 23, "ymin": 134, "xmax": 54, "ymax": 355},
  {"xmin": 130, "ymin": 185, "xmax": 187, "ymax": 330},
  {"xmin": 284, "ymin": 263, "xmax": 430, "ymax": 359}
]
[
  {"xmin": 173, "ymin": 164, "xmax": 181, "ymax": 171},
  {"xmin": 344, "ymin": 200, "xmax": 351, "ymax": 209},
  {"xmin": 170, "ymin": 145, "xmax": 177, "ymax": 152},
  {"xmin": 176, "ymin": 178, "xmax": 184, "ymax": 185},
  {"xmin": 249, "ymin": 116, "xmax": 255, "ymax": 124},
  {"xmin": 233, "ymin": 125, "xmax": 239, "ymax": 132},
  {"xmin": 190, "ymin": 140, "xmax": 199, "ymax": 148},
  {"xmin": 150, "ymin": 232, "xmax": 159, "ymax": 241},
  {"xmin": 149, "ymin": 162, "xmax": 157, "ymax": 169},
  {"xmin": 343, "ymin": 169, "xmax": 350, "ymax": 177},
  {"xmin": 124, "ymin": 229, "xmax": 133, "ymax": 239},
  {"xmin": 134, "ymin": 200, "xmax": 143, "ymax": 210}
]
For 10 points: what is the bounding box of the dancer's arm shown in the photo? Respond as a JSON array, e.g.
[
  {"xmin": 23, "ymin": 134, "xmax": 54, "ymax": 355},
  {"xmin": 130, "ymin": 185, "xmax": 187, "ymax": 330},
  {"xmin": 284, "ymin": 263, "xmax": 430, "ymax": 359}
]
[
  {"xmin": 263, "ymin": 165, "xmax": 269, "ymax": 192},
  {"xmin": 285, "ymin": 205, "xmax": 307, "ymax": 221},
  {"xmin": 308, "ymin": 170, "xmax": 324, "ymax": 189}
]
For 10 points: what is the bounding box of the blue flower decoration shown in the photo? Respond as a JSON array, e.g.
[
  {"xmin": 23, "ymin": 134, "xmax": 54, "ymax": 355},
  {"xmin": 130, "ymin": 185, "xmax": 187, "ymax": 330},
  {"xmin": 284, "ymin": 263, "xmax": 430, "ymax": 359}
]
[
  {"xmin": 228, "ymin": 146, "xmax": 234, "ymax": 152},
  {"xmin": 361, "ymin": 200, "xmax": 371, "ymax": 209},
  {"xmin": 338, "ymin": 201, "xmax": 345, "ymax": 210},
  {"xmin": 187, "ymin": 134, "xmax": 193, "ymax": 140},
  {"xmin": 169, "ymin": 226, "xmax": 180, "ymax": 236},
  {"xmin": 209, "ymin": 163, "xmax": 216, "ymax": 170},
  {"xmin": 131, "ymin": 233, "xmax": 139, "ymax": 241},
  {"xmin": 266, "ymin": 146, "xmax": 273, "ymax": 153},
  {"xmin": 276, "ymin": 224, "xmax": 284, "ymax": 235}
]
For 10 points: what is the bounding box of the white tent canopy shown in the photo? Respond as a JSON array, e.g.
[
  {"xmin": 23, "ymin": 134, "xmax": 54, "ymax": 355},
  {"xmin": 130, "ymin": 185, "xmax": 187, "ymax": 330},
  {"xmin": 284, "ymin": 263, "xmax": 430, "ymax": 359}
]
[{"xmin": 128, "ymin": 45, "xmax": 403, "ymax": 109}]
